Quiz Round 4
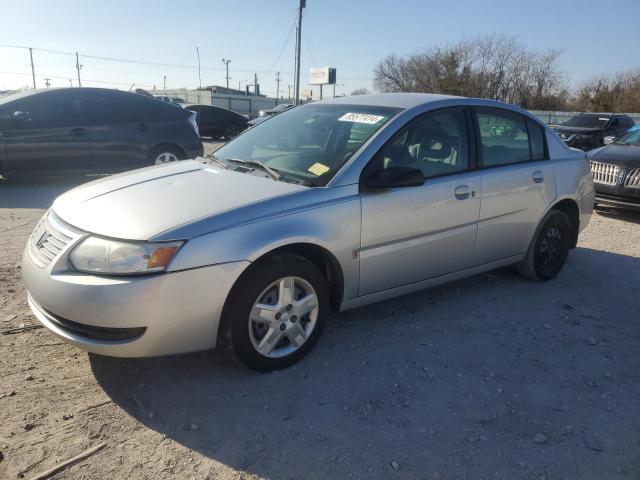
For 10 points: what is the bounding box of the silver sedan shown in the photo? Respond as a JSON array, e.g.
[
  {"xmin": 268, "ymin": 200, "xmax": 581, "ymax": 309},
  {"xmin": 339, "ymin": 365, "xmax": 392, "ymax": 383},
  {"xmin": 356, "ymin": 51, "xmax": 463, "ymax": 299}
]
[{"xmin": 23, "ymin": 93, "xmax": 595, "ymax": 371}]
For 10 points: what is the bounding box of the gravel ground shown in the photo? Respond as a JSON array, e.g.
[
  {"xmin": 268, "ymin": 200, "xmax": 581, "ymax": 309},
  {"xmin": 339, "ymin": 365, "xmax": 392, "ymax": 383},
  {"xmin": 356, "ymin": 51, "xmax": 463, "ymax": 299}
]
[{"xmin": 1, "ymin": 161, "xmax": 640, "ymax": 479}]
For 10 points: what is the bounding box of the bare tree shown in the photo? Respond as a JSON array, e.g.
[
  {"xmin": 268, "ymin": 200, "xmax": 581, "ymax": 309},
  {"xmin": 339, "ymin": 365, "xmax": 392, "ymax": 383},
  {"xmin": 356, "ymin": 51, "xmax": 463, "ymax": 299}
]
[
  {"xmin": 350, "ymin": 88, "xmax": 371, "ymax": 96},
  {"xmin": 373, "ymin": 35, "xmax": 569, "ymax": 110}
]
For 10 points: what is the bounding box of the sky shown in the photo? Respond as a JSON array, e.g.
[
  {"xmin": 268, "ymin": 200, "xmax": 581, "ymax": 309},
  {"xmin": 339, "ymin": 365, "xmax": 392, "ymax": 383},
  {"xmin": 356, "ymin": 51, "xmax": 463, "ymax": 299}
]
[{"xmin": 1, "ymin": 0, "xmax": 640, "ymax": 98}]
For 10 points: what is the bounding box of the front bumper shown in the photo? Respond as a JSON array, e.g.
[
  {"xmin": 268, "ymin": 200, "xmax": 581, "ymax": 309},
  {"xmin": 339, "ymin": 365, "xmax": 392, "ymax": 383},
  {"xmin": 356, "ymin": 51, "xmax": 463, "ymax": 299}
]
[
  {"xmin": 594, "ymin": 182, "xmax": 640, "ymax": 210},
  {"xmin": 23, "ymin": 229, "xmax": 249, "ymax": 357}
]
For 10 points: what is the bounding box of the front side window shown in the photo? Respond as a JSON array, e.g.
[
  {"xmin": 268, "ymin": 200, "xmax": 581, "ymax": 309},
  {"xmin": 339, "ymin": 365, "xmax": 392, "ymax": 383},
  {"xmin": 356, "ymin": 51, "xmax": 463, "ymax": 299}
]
[
  {"xmin": 370, "ymin": 108, "xmax": 470, "ymax": 179},
  {"xmin": 476, "ymin": 109, "xmax": 534, "ymax": 167},
  {"xmin": 7, "ymin": 91, "xmax": 88, "ymax": 128},
  {"xmin": 214, "ymin": 104, "xmax": 400, "ymax": 185}
]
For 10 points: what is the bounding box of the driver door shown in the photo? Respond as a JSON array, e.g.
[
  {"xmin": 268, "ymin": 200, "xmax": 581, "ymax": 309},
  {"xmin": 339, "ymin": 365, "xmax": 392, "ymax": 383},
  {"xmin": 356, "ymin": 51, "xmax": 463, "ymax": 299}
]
[{"xmin": 358, "ymin": 107, "xmax": 481, "ymax": 296}]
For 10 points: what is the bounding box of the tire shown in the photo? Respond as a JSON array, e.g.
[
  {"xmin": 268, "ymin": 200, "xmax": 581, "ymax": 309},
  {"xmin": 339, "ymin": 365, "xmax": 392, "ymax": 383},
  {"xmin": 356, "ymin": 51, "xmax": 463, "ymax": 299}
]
[
  {"xmin": 224, "ymin": 123, "xmax": 241, "ymax": 140},
  {"xmin": 219, "ymin": 253, "xmax": 329, "ymax": 372},
  {"xmin": 146, "ymin": 145, "xmax": 185, "ymax": 166},
  {"xmin": 517, "ymin": 210, "xmax": 572, "ymax": 281}
]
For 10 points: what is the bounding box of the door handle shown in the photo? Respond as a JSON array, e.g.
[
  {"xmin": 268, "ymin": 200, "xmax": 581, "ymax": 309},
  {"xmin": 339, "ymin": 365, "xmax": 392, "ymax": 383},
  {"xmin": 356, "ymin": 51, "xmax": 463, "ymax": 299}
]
[
  {"xmin": 70, "ymin": 127, "xmax": 87, "ymax": 136},
  {"xmin": 137, "ymin": 123, "xmax": 150, "ymax": 132},
  {"xmin": 532, "ymin": 170, "xmax": 544, "ymax": 183},
  {"xmin": 454, "ymin": 184, "xmax": 471, "ymax": 200}
]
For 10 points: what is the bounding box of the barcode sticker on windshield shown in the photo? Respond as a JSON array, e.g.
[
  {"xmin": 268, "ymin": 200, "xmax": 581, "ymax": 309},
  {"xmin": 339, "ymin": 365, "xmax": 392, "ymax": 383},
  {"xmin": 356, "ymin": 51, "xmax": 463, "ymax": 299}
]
[{"xmin": 338, "ymin": 113, "xmax": 385, "ymax": 124}]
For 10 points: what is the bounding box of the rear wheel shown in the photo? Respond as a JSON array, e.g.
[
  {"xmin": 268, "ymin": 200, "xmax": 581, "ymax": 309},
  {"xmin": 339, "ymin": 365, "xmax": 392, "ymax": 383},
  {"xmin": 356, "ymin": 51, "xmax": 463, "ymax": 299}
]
[
  {"xmin": 146, "ymin": 145, "xmax": 185, "ymax": 166},
  {"xmin": 517, "ymin": 210, "xmax": 572, "ymax": 281},
  {"xmin": 220, "ymin": 253, "xmax": 329, "ymax": 371}
]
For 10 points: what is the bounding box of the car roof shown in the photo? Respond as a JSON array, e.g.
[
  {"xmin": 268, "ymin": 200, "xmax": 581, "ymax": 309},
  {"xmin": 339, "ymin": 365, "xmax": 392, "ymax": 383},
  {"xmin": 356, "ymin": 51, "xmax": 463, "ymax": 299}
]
[{"xmin": 319, "ymin": 92, "xmax": 461, "ymax": 109}]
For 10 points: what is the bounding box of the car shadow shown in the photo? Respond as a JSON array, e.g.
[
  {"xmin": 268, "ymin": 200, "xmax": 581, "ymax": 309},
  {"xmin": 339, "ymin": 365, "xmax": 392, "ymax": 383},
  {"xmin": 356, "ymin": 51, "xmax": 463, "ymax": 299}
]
[
  {"xmin": 89, "ymin": 247, "xmax": 640, "ymax": 479},
  {"xmin": 595, "ymin": 204, "xmax": 640, "ymax": 225},
  {"xmin": 0, "ymin": 175, "xmax": 100, "ymax": 209}
]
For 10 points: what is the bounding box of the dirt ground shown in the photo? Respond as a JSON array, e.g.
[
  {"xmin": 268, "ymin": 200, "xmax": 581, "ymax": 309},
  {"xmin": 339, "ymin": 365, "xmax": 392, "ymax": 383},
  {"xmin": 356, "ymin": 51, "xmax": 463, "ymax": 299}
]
[{"xmin": 1, "ymin": 164, "xmax": 640, "ymax": 479}]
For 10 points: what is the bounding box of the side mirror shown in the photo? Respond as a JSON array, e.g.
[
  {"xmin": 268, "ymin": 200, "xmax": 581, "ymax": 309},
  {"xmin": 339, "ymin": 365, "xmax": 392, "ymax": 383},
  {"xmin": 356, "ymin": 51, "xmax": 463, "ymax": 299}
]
[{"xmin": 363, "ymin": 167, "xmax": 425, "ymax": 190}]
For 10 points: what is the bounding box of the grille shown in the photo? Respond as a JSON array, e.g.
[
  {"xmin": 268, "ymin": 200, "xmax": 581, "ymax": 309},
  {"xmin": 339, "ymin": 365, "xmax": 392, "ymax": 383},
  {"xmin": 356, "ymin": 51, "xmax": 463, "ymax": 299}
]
[
  {"xmin": 28, "ymin": 212, "xmax": 75, "ymax": 268},
  {"xmin": 625, "ymin": 168, "xmax": 640, "ymax": 188},
  {"xmin": 589, "ymin": 161, "xmax": 620, "ymax": 185}
]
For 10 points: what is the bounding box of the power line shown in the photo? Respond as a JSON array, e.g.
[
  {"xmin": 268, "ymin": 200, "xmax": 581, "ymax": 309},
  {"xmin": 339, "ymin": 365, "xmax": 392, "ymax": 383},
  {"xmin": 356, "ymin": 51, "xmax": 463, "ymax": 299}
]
[
  {"xmin": 303, "ymin": 11, "xmax": 317, "ymax": 66},
  {"xmin": 0, "ymin": 70, "xmax": 155, "ymax": 88},
  {"xmin": 263, "ymin": 12, "xmax": 298, "ymax": 80}
]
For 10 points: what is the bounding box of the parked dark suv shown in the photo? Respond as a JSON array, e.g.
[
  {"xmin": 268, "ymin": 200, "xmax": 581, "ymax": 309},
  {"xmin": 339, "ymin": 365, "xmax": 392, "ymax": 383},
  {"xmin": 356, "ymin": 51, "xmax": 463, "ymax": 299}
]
[
  {"xmin": 0, "ymin": 88, "xmax": 203, "ymax": 179},
  {"xmin": 553, "ymin": 113, "xmax": 635, "ymax": 151}
]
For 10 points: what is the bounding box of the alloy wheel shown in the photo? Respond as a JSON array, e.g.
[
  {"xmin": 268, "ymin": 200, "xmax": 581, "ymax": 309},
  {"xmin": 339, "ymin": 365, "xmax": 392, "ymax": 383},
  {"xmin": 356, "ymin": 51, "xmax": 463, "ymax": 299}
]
[
  {"xmin": 539, "ymin": 226, "xmax": 563, "ymax": 266},
  {"xmin": 154, "ymin": 152, "xmax": 179, "ymax": 164},
  {"xmin": 248, "ymin": 276, "xmax": 319, "ymax": 358}
]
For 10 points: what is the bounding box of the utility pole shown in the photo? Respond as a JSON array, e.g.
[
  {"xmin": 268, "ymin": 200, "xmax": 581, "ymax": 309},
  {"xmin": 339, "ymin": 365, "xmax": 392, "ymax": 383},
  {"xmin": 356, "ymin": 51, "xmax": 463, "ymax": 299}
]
[
  {"xmin": 29, "ymin": 48, "xmax": 36, "ymax": 89},
  {"xmin": 163, "ymin": 75, "xmax": 166, "ymax": 91},
  {"xmin": 195, "ymin": 47, "xmax": 202, "ymax": 89},
  {"xmin": 75, "ymin": 52, "xmax": 82, "ymax": 87},
  {"xmin": 275, "ymin": 72, "xmax": 281, "ymax": 104},
  {"xmin": 288, "ymin": 84, "xmax": 292, "ymax": 99},
  {"xmin": 254, "ymin": 72, "xmax": 258, "ymax": 95},
  {"xmin": 293, "ymin": 0, "xmax": 305, "ymax": 106},
  {"xmin": 222, "ymin": 58, "xmax": 231, "ymax": 90}
]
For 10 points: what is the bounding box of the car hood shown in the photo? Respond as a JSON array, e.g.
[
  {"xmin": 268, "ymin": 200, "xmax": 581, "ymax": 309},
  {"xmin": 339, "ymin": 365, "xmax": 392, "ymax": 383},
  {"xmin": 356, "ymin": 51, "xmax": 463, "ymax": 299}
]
[
  {"xmin": 554, "ymin": 126, "xmax": 602, "ymax": 135},
  {"xmin": 52, "ymin": 160, "xmax": 307, "ymax": 240},
  {"xmin": 587, "ymin": 144, "xmax": 640, "ymax": 168}
]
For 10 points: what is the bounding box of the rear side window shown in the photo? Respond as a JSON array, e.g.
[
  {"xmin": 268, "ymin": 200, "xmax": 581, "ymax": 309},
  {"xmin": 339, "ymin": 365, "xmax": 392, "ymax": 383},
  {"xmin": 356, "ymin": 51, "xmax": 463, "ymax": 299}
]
[
  {"xmin": 475, "ymin": 108, "xmax": 545, "ymax": 167},
  {"xmin": 527, "ymin": 119, "xmax": 546, "ymax": 160},
  {"xmin": 91, "ymin": 91, "xmax": 181, "ymax": 124},
  {"xmin": 202, "ymin": 107, "xmax": 224, "ymax": 122}
]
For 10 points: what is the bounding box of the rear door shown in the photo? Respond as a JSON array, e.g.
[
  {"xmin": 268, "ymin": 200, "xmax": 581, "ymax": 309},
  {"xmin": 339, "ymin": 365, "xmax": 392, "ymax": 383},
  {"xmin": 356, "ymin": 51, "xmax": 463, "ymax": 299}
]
[
  {"xmin": 90, "ymin": 90, "xmax": 165, "ymax": 171},
  {"xmin": 359, "ymin": 107, "xmax": 481, "ymax": 295},
  {"xmin": 2, "ymin": 89, "xmax": 92, "ymax": 174},
  {"xmin": 472, "ymin": 107, "xmax": 556, "ymax": 265}
]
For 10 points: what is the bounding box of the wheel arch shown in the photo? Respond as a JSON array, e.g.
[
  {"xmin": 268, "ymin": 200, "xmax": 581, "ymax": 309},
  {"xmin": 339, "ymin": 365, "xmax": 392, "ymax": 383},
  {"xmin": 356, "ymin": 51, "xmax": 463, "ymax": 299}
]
[
  {"xmin": 549, "ymin": 197, "xmax": 580, "ymax": 248},
  {"xmin": 251, "ymin": 243, "xmax": 345, "ymax": 311},
  {"xmin": 222, "ymin": 241, "xmax": 345, "ymax": 313}
]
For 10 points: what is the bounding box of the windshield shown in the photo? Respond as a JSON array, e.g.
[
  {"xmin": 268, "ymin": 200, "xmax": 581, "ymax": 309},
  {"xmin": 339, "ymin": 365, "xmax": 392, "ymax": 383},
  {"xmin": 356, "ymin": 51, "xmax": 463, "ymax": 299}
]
[
  {"xmin": 214, "ymin": 103, "xmax": 400, "ymax": 186},
  {"xmin": 614, "ymin": 128, "xmax": 640, "ymax": 146},
  {"xmin": 564, "ymin": 114, "xmax": 609, "ymax": 129}
]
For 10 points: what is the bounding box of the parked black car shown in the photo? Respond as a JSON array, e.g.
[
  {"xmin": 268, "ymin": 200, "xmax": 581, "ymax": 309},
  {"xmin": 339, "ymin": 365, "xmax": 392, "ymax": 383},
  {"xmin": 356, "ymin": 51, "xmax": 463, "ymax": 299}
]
[
  {"xmin": 184, "ymin": 104, "xmax": 248, "ymax": 139},
  {"xmin": 554, "ymin": 113, "xmax": 635, "ymax": 151},
  {"xmin": 587, "ymin": 126, "xmax": 640, "ymax": 210},
  {"xmin": 0, "ymin": 88, "xmax": 203, "ymax": 179},
  {"xmin": 257, "ymin": 103, "xmax": 293, "ymax": 117}
]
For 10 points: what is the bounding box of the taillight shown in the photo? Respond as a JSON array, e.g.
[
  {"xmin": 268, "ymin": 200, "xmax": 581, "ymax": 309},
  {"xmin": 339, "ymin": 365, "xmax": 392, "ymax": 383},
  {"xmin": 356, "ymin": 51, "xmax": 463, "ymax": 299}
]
[{"xmin": 187, "ymin": 111, "xmax": 199, "ymax": 137}]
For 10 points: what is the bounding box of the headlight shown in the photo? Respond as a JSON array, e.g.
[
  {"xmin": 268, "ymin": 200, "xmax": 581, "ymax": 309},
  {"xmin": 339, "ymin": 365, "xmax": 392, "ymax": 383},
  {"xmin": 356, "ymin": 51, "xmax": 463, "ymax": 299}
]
[
  {"xmin": 69, "ymin": 237, "xmax": 183, "ymax": 275},
  {"xmin": 577, "ymin": 133, "xmax": 596, "ymax": 140}
]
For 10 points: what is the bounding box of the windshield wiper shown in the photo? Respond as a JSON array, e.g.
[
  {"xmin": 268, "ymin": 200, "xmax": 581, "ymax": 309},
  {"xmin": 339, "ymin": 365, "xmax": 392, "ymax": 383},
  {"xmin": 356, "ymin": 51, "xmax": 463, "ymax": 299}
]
[
  {"xmin": 208, "ymin": 155, "xmax": 229, "ymax": 168},
  {"xmin": 223, "ymin": 157, "xmax": 282, "ymax": 181}
]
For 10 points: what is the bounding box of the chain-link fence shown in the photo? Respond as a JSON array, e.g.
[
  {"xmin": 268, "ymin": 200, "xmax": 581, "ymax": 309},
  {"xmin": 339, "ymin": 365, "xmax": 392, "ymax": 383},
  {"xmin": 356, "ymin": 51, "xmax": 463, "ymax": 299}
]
[{"xmin": 530, "ymin": 110, "xmax": 640, "ymax": 126}]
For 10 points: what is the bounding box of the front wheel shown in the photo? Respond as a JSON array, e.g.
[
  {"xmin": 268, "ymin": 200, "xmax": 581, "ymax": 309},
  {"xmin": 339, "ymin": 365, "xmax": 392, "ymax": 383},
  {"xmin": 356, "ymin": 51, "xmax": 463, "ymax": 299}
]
[
  {"xmin": 517, "ymin": 210, "xmax": 572, "ymax": 281},
  {"xmin": 219, "ymin": 254, "xmax": 329, "ymax": 371},
  {"xmin": 146, "ymin": 145, "xmax": 185, "ymax": 166}
]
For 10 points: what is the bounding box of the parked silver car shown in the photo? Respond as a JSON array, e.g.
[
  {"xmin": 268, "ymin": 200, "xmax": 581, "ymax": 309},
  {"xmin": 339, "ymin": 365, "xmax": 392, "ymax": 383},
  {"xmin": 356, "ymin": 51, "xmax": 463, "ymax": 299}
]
[{"xmin": 23, "ymin": 93, "xmax": 595, "ymax": 371}]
